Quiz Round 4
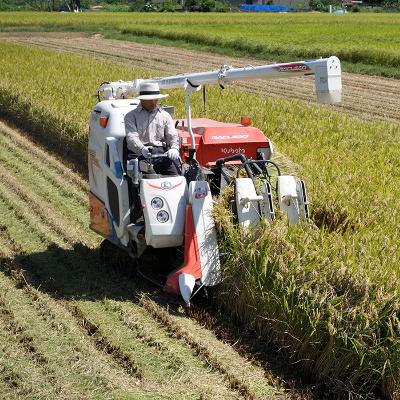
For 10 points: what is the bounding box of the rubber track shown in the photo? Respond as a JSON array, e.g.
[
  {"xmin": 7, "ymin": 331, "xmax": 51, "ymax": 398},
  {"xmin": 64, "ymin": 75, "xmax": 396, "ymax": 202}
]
[{"xmin": 0, "ymin": 190, "xmax": 148, "ymax": 388}]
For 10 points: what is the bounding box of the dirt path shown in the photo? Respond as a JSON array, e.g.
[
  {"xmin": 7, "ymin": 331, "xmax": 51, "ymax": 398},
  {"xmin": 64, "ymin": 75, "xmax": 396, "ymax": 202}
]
[
  {"xmin": 0, "ymin": 118, "xmax": 299, "ymax": 399},
  {"xmin": 1, "ymin": 32, "xmax": 399, "ymax": 124}
]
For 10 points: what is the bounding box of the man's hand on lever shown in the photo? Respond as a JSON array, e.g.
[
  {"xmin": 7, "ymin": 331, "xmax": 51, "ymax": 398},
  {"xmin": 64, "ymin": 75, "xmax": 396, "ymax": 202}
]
[{"xmin": 167, "ymin": 148, "xmax": 179, "ymax": 161}]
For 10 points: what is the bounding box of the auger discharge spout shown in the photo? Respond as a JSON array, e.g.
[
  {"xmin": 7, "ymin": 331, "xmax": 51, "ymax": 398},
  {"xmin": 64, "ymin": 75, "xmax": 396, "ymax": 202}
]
[
  {"xmin": 98, "ymin": 56, "xmax": 342, "ymax": 104},
  {"xmin": 97, "ymin": 57, "xmax": 341, "ymax": 154}
]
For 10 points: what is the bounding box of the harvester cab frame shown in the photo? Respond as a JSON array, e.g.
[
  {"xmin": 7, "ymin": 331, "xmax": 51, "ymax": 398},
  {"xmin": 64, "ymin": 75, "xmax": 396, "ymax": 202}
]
[{"xmin": 88, "ymin": 57, "xmax": 342, "ymax": 304}]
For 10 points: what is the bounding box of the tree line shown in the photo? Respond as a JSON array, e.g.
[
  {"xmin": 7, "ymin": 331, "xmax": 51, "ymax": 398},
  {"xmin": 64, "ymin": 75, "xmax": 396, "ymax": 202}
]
[
  {"xmin": 1, "ymin": 0, "xmax": 87, "ymax": 11},
  {"xmin": 0, "ymin": 0, "xmax": 398, "ymax": 11},
  {"xmin": 0, "ymin": 0, "xmax": 231, "ymax": 12}
]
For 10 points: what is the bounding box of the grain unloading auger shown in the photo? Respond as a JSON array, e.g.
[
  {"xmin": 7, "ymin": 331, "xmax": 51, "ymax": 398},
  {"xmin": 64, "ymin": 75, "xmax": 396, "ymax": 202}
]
[{"xmin": 89, "ymin": 57, "xmax": 341, "ymax": 305}]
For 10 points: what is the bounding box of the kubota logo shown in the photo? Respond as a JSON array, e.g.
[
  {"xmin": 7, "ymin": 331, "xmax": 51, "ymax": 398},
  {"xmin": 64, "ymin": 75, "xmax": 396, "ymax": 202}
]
[
  {"xmin": 161, "ymin": 182, "xmax": 172, "ymax": 190},
  {"xmin": 221, "ymin": 148, "xmax": 245, "ymax": 154}
]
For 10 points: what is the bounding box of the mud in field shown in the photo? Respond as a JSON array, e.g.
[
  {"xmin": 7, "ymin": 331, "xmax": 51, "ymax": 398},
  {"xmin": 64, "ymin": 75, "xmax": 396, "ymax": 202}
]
[
  {"xmin": 1, "ymin": 32, "xmax": 399, "ymax": 124},
  {"xmin": 0, "ymin": 119, "xmax": 315, "ymax": 399}
]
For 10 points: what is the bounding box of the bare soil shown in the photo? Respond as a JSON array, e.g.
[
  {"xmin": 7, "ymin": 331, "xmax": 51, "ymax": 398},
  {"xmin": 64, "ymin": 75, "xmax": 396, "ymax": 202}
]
[{"xmin": 1, "ymin": 31, "xmax": 399, "ymax": 124}]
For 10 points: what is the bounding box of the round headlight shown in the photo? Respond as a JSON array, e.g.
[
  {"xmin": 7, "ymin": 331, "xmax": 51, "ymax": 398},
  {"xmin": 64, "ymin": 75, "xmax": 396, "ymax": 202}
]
[
  {"xmin": 157, "ymin": 210, "xmax": 169, "ymax": 223},
  {"xmin": 151, "ymin": 197, "xmax": 163, "ymax": 210}
]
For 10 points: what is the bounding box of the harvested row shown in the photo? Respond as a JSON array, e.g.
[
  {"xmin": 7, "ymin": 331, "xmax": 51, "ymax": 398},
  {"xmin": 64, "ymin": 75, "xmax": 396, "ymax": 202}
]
[
  {"xmin": 138, "ymin": 296, "xmax": 280, "ymax": 399},
  {"xmin": 3, "ymin": 32, "xmax": 400, "ymax": 124},
  {"xmin": 0, "ymin": 120, "xmax": 282, "ymax": 399},
  {"xmin": 75, "ymin": 301, "xmax": 239, "ymax": 399},
  {"xmin": 0, "ymin": 130, "xmax": 93, "ymax": 241},
  {"xmin": 0, "ymin": 268, "xmax": 141, "ymax": 400},
  {"xmin": 0, "ymin": 231, "xmax": 149, "ymax": 400},
  {"xmin": 0, "ymin": 117, "xmax": 87, "ymax": 191},
  {"xmin": 0, "ymin": 167, "xmax": 95, "ymax": 247}
]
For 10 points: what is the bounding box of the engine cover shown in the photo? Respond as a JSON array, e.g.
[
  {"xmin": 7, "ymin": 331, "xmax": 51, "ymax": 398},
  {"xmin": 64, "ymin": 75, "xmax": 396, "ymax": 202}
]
[{"xmin": 178, "ymin": 118, "xmax": 271, "ymax": 167}]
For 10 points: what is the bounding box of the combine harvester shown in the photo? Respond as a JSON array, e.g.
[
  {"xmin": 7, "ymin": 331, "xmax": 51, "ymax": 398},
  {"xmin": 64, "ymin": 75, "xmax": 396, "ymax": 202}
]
[{"xmin": 88, "ymin": 57, "xmax": 342, "ymax": 304}]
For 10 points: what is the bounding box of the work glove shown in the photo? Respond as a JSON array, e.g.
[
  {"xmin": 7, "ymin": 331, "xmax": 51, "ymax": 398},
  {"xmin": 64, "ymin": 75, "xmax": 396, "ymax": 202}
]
[
  {"xmin": 141, "ymin": 146, "xmax": 150, "ymax": 158},
  {"xmin": 167, "ymin": 148, "xmax": 180, "ymax": 161}
]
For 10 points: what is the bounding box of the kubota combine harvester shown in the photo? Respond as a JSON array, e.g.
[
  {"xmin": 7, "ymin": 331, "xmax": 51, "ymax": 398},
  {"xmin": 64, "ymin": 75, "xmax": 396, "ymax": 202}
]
[{"xmin": 88, "ymin": 57, "xmax": 342, "ymax": 304}]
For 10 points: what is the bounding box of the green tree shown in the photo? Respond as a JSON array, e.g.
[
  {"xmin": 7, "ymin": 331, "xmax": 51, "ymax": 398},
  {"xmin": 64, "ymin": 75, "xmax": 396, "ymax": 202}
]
[
  {"xmin": 143, "ymin": 2, "xmax": 157, "ymax": 10},
  {"xmin": 129, "ymin": 0, "xmax": 147, "ymax": 10},
  {"xmin": 383, "ymin": 0, "xmax": 400, "ymax": 9},
  {"xmin": 184, "ymin": 0, "xmax": 229, "ymax": 11},
  {"xmin": 214, "ymin": 0, "xmax": 230, "ymax": 11},
  {"xmin": 159, "ymin": 0, "xmax": 180, "ymax": 11},
  {"xmin": 309, "ymin": 0, "xmax": 341, "ymax": 11}
]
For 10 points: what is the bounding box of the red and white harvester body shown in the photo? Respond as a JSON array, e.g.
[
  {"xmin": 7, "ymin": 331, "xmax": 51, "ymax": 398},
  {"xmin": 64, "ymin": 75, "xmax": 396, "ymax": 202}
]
[{"xmin": 88, "ymin": 57, "xmax": 342, "ymax": 304}]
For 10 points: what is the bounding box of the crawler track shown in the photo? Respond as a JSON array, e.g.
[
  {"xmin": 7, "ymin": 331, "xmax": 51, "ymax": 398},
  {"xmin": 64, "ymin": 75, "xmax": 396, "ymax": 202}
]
[
  {"xmin": 1, "ymin": 32, "xmax": 399, "ymax": 124},
  {"xmin": 0, "ymin": 119, "xmax": 288, "ymax": 399}
]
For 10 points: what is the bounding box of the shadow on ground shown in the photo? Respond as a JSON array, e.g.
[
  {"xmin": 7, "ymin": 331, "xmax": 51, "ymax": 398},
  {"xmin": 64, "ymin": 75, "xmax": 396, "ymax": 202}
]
[
  {"xmin": 0, "ymin": 242, "xmax": 139, "ymax": 301},
  {"xmin": 0, "ymin": 241, "xmax": 319, "ymax": 399}
]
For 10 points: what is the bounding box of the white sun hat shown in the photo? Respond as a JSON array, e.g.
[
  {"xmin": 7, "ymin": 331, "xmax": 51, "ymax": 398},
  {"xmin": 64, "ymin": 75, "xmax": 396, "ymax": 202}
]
[{"xmin": 137, "ymin": 82, "xmax": 169, "ymax": 100}]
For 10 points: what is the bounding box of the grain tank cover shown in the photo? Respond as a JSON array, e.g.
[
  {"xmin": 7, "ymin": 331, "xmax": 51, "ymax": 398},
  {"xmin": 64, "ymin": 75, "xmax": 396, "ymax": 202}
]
[{"xmin": 177, "ymin": 118, "xmax": 271, "ymax": 167}]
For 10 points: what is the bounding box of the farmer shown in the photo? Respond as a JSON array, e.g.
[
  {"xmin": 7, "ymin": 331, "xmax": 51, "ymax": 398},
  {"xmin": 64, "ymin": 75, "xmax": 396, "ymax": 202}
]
[{"xmin": 125, "ymin": 82, "xmax": 180, "ymax": 176}]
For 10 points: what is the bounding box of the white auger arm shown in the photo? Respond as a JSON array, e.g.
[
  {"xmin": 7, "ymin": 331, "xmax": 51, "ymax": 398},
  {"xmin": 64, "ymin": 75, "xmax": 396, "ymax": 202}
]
[{"xmin": 98, "ymin": 56, "xmax": 342, "ymax": 104}]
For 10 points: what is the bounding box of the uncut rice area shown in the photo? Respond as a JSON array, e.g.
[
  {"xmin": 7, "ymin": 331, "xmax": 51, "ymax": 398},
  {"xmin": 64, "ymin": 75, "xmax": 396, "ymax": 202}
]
[
  {"xmin": 2, "ymin": 32, "xmax": 400, "ymax": 124},
  {"xmin": 0, "ymin": 120, "xmax": 283, "ymax": 400}
]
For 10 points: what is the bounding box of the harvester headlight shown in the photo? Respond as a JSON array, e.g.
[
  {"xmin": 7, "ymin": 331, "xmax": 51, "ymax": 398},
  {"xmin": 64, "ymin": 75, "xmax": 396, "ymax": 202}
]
[
  {"xmin": 156, "ymin": 210, "xmax": 169, "ymax": 223},
  {"xmin": 151, "ymin": 197, "xmax": 163, "ymax": 210}
]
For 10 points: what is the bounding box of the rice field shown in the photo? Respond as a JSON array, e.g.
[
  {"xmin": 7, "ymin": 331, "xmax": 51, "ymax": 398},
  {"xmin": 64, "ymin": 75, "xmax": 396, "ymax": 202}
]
[
  {"xmin": 0, "ymin": 12, "xmax": 400, "ymax": 77},
  {"xmin": 0, "ymin": 30, "xmax": 400, "ymax": 399}
]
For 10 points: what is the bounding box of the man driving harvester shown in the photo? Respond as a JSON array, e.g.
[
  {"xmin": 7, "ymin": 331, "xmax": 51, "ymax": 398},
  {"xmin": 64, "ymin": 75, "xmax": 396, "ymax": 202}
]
[{"xmin": 125, "ymin": 82, "xmax": 180, "ymax": 176}]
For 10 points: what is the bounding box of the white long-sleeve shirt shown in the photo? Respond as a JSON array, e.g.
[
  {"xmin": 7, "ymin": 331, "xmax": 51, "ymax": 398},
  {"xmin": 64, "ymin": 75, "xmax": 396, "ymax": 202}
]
[{"xmin": 125, "ymin": 104, "xmax": 179, "ymax": 155}]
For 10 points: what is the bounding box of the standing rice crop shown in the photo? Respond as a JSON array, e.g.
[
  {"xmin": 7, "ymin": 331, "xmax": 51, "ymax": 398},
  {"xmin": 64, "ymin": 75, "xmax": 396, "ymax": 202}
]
[{"xmin": 0, "ymin": 39, "xmax": 150, "ymax": 160}]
